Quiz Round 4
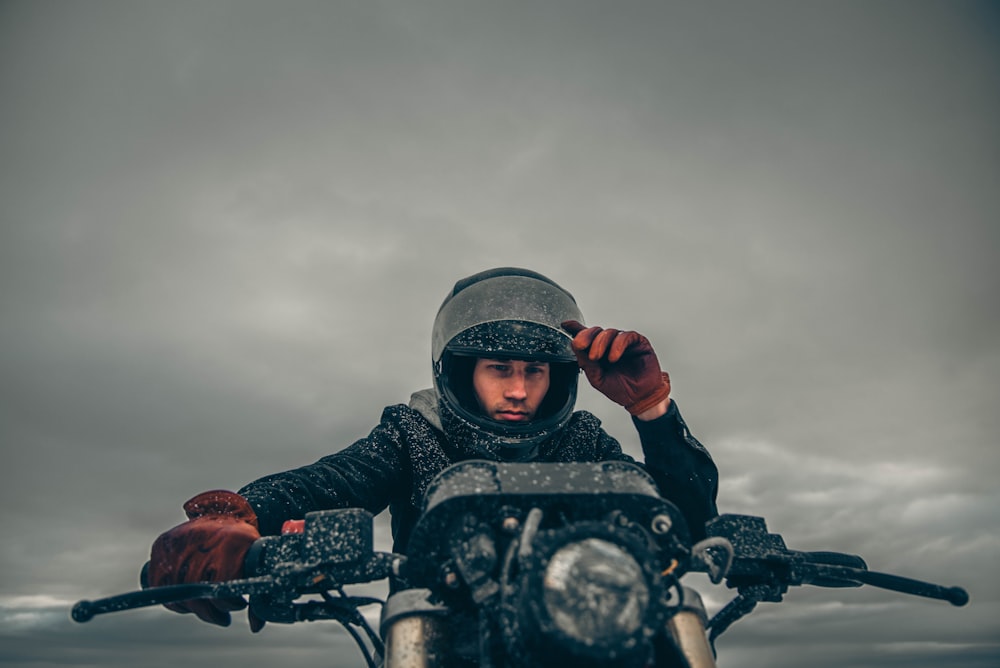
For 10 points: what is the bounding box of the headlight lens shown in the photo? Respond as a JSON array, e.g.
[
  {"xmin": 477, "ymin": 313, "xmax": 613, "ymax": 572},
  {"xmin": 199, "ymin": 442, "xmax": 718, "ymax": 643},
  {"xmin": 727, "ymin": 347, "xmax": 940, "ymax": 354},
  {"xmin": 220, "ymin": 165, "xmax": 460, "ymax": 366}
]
[{"xmin": 541, "ymin": 538, "xmax": 649, "ymax": 645}]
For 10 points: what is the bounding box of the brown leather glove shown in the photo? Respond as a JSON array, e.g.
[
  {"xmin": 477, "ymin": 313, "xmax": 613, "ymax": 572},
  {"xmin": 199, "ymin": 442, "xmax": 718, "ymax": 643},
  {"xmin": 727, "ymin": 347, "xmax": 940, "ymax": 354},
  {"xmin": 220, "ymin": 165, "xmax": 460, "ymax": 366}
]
[
  {"xmin": 148, "ymin": 490, "xmax": 263, "ymax": 630},
  {"xmin": 562, "ymin": 320, "xmax": 671, "ymax": 416}
]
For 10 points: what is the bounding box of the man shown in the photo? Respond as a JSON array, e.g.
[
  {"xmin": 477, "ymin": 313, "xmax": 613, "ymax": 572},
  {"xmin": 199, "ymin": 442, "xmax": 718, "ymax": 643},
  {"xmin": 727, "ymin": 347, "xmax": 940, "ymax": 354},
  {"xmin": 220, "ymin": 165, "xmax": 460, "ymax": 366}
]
[{"xmin": 149, "ymin": 267, "xmax": 718, "ymax": 629}]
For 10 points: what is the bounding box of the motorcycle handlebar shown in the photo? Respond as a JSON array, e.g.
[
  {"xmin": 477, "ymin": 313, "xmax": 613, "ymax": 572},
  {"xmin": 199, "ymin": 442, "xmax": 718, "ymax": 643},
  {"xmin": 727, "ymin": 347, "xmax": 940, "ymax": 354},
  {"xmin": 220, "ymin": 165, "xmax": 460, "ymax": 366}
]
[
  {"xmin": 73, "ymin": 506, "xmax": 971, "ymax": 628},
  {"xmin": 708, "ymin": 514, "xmax": 970, "ymax": 607}
]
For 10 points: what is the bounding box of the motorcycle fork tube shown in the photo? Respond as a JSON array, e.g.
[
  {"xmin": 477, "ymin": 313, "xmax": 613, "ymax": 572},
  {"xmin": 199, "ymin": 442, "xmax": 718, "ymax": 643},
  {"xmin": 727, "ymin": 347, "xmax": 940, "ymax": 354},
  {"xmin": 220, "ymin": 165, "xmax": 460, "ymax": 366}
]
[
  {"xmin": 381, "ymin": 589, "xmax": 451, "ymax": 668},
  {"xmin": 665, "ymin": 587, "xmax": 716, "ymax": 668},
  {"xmin": 383, "ymin": 614, "xmax": 451, "ymax": 668}
]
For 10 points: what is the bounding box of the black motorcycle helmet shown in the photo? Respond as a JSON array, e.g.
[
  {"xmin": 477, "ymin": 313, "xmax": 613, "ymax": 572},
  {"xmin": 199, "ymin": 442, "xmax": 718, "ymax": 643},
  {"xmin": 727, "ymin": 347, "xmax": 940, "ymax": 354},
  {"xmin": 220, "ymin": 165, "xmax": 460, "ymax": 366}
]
[{"xmin": 432, "ymin": 267, "xmax": 585, "ymax": 462}]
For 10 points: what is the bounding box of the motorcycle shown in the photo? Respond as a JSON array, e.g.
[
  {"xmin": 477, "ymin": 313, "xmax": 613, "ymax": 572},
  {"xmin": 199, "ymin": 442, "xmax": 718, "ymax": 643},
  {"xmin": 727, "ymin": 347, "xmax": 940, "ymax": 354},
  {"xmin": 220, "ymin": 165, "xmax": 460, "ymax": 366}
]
[{"xmin": 72, "ymin": 460, "xmax": 969, "ymax": 667}]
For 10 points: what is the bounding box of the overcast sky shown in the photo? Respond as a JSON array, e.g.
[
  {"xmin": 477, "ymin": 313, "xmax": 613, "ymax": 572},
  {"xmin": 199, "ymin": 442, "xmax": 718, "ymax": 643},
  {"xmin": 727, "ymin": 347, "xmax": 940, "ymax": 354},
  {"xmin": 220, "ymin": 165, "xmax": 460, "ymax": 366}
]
[{"xmin": 1, "ymin": 1, "xmax": 998, "ymax": 666}]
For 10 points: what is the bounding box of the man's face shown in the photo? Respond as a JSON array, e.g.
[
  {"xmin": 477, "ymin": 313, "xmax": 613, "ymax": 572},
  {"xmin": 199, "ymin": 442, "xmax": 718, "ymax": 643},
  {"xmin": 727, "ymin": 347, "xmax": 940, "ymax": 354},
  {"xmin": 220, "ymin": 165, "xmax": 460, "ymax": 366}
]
[{"xmin": 472, "ymin": 358, "xmax": 551, "ymax": 422}]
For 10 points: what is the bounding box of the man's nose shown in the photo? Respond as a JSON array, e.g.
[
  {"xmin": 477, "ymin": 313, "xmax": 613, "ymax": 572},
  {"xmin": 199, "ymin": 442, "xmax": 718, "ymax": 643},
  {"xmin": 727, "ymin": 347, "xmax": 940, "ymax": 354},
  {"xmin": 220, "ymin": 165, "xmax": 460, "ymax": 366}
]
[{"xmin": 504, "ymin": 373, "xmax": 528, "ymax": 400}]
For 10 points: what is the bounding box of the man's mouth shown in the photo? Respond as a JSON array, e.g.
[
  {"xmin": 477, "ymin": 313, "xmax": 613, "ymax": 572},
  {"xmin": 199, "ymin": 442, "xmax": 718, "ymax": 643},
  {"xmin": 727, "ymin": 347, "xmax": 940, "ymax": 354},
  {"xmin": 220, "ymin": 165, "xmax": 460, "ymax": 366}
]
[{"xmin": 495, "ymin": 410, "xmax": 530, "ymax": 421}]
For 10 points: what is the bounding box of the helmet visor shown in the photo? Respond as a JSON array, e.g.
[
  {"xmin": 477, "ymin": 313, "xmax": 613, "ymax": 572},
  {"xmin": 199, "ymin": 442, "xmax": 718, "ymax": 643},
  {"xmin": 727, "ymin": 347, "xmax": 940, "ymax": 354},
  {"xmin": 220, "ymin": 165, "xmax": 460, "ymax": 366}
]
[{"xmin": 432, "ymin": 274, "xmax": 584, "ymax": 363}]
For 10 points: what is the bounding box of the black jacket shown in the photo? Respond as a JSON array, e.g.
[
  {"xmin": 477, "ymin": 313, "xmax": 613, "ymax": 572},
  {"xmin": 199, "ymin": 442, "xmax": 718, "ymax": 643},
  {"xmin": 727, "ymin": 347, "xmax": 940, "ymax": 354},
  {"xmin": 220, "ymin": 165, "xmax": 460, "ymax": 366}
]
[{"xmin": 239, "ymin": 397, "xmax": 718, "ymax": 550}]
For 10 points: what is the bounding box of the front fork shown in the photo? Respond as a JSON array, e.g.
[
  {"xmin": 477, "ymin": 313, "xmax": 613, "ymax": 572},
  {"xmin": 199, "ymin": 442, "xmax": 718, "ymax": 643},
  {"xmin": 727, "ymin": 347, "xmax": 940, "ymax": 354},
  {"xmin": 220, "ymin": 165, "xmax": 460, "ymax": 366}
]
[
  {"xmin": 381, "ymin": 587, "xmax": 718, "ymax": 668},
  {"xmin": 664, "ymin": 587, "xmax": 717, "ymax": 668},
  {"xmin": 381, "ymin": 589, "xmax": 452, "ymax": 668}
]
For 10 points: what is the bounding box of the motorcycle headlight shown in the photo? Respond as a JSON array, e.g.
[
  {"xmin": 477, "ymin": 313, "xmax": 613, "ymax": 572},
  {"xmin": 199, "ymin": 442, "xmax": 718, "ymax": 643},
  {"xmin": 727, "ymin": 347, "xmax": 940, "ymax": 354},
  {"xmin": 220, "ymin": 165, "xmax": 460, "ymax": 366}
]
[
  {"xmin": 502, "ymin": 520, "xmax": 666, "ymax": 667},
  {"xmin": 541, "ymin": 538, "xmax": 650, "ymax": 646}
]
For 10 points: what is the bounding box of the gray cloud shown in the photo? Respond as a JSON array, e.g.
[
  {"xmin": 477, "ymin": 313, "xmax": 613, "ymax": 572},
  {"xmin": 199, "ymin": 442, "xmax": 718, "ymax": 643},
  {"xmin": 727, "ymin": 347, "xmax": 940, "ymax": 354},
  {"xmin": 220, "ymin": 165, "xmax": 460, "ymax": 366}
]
[{"xmin": 1, "ymin": 0, "xmax": 997, "ymax": 665}]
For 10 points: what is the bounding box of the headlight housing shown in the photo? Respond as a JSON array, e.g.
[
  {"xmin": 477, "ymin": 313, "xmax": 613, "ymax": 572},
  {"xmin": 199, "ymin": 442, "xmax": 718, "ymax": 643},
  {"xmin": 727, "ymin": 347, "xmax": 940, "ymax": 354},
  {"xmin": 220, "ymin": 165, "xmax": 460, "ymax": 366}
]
[{"xmin": 504, "ymin": 522, "xmax": 665, "ymax": 667}]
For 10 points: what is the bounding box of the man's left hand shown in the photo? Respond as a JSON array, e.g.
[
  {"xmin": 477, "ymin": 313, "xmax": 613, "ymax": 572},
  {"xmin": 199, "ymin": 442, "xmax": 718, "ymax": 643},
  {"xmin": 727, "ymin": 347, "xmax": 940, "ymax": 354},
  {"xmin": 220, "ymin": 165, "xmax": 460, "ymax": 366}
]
[{"xmin": 561, "ymin": 320, "xmax": 671, "ymax": 418}]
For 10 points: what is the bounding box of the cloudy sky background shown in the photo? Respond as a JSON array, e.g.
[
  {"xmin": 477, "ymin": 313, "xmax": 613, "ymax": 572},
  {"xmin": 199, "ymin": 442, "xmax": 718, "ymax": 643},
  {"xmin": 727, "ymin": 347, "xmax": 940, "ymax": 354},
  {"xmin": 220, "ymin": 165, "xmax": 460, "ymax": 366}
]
[{"xmin": 1, "ymin": 1, "xmax": 998, "ymax": 666}]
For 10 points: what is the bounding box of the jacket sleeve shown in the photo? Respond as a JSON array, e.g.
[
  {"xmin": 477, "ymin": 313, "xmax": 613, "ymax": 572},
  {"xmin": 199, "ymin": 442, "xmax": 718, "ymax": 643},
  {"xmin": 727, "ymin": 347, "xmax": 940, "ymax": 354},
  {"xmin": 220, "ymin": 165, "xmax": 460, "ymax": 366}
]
[
  {"xmin": 632, "ymin": 401, "xmax": 719, "ymax": 540},
  {"xmin": 238, "ymin": 407, "xmax": 411, "ymax": 536}
]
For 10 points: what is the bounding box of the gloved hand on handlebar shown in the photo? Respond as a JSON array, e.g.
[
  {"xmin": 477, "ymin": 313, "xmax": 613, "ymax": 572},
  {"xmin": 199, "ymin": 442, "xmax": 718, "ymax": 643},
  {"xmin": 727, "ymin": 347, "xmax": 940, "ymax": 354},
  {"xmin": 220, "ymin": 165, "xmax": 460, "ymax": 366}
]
[
  {"xmin": 561, "ymin": 320, "xmax": 671, "ymax": 418},
  {"xmin": 148, "ymin": 490, "xmax": 264, "ymax": 631}
]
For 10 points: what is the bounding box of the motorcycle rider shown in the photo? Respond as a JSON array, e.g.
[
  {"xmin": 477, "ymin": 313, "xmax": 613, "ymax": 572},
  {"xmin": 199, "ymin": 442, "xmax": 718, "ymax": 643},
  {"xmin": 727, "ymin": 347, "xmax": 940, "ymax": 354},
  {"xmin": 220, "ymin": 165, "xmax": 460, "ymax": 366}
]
[{"xmin": 148, "ymin": 267, "xmax": 719, "ymax": 629}]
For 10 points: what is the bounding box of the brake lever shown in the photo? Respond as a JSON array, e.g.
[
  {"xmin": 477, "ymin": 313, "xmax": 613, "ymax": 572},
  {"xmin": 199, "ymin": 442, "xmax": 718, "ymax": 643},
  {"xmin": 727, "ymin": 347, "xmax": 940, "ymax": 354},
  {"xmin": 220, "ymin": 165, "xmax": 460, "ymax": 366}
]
[
  {"xmin": 846, "ymin": 568, "xmax": 969, "ymax": 606},
  {"xmin": 71, "ymin": 575, "xmax": 278, "ymax": 623}
]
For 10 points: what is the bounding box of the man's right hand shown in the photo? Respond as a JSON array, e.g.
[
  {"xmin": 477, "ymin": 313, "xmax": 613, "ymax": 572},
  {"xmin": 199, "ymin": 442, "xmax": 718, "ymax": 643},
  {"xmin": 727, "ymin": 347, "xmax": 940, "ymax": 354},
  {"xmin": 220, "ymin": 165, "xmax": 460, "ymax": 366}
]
[{"xmin": 148, "ymin": 490, "xmax": 262, "ymax": 629}]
